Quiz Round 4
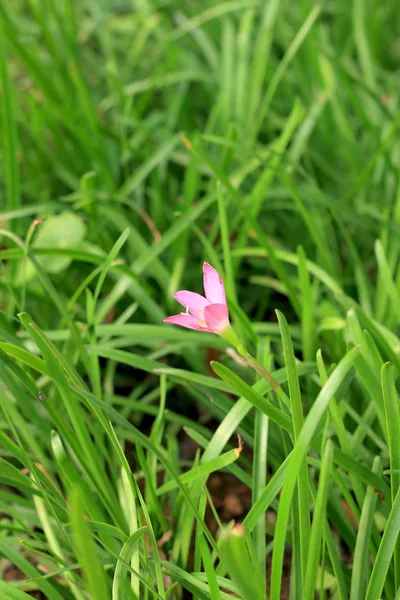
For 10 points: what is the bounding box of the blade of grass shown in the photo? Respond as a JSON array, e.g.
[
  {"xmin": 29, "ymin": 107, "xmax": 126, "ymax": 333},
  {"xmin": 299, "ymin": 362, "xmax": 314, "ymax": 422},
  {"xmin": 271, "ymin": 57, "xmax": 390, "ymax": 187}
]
[
  {"xmin": 381, "ymin": 362, "xmax": 400, "ymax": 590},
  {"xmin": 350, "ymin": 456, "xmax": 382, "ymax": 600},
  {"xmin": 0, "ymin": 17, "xmax": 20, "ymax": 215},
  {"xmin": 365, "ymin": 483, "xmax": 400, "ymax": 600},
  {"xmin": 156, "ymin": 445, "xmax": 242, "ymax": 496},
  {"xmin": 276, "ymin": 309, "xmax": 310, "ymax": 581},
  {"xmin": 304, "ymin": 440, "xmax": 334, "ymax": 600},
  {"xmin": 252, "ymin": 339, "xmax": 270, "ymax": 588},
  {"xmin": 217, "ymin": 182, "xmax": 236, "ymax": 301},
  {"xmin": 112, "ymin": 527, "xmax": 147, "ymax": 600},
  {"xmin": 297, "ymin": 246, "xmax": 316, "ymax": 363},
  {"xmin": 251, "ymin": 3, "xmax": 322, "ymax": 141},
  {"xmin": 70, "ymin": 486, "xmax": 111, "ymax": 600},
  {"xmin": 270, "ymin": 346, "xmax": 359, "ymax": 599}
]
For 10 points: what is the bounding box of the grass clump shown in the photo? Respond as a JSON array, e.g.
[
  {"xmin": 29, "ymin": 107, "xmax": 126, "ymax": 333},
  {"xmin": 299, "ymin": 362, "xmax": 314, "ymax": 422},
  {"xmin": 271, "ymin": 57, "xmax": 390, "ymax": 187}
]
[{"xmin": 1, "ymin": 1, "xmax": 400, "ymax": 598}]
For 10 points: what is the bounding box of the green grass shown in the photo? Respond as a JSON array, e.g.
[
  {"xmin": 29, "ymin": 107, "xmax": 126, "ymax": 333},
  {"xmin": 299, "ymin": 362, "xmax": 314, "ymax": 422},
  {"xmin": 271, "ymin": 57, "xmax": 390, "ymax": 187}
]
[{"xmin": 1, "ymin": 0, "xmax": 400, "ymax": 598}]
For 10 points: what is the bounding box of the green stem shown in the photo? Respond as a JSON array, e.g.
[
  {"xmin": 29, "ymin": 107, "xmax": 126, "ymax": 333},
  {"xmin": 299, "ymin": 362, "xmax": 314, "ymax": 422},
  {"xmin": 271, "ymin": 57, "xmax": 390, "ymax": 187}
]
[
  {"xmin": 243, "ymin": 352, "xmax": 290, "ymax": 407},
  {"xmin": 220, "ymin": 325, "xmax": 290, "ymax": 406}
]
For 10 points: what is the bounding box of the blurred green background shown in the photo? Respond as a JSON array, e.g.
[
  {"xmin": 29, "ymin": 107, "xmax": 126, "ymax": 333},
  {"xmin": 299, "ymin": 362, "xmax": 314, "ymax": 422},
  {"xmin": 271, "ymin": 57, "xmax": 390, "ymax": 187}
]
[{"xmin": 2, "ymin": 0, "xmax": 399, "ymax": 328}]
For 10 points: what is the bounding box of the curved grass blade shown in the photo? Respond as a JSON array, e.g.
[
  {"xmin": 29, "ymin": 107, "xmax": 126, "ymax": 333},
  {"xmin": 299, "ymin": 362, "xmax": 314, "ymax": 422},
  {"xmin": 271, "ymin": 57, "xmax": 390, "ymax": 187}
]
[
  {"xmin": 0, "ymin": 342, "xmax": 50, "ymax": 376},
  {"xmin": 157, "ymin": 445, "xmax": 242, "ymax": 496},
  {"xmin": 0, "ymin": 583, "xmax": 39, "ymax": 600},
  {"xmin": 112, "ymin": 527, "xmax": 147, "ymax": 600}
]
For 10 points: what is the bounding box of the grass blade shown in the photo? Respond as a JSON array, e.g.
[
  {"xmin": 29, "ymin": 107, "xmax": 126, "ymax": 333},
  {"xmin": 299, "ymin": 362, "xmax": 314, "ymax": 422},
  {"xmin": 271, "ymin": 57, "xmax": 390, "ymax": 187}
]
[
  {"xmin": 276, "ymin": 309, "xmax": 310, "ymax": 581},
  {"xmin": 365, "ymin": 483, "xmax": 400, "ymax": 600},
  {"xmin": 350, "ymin": 456, "xmax": 382, "ymax": 600},
  {"xmin": 270, "ymin": 346, "xmax": 359, "ymax": 599},
  {"xmin": 112, "ymin": 527, "xmax": 147, "ymax": 600},
  {"xmin": 70, "ymin": 486, "xmax": 110, "ymax": 600},
  {"xmin": 381, "ymin": 361, "xmax": 400, "ymax": 590},
  {"xmin": 304, "ymin": 440, "xmax": 334, "ymax": 600}
]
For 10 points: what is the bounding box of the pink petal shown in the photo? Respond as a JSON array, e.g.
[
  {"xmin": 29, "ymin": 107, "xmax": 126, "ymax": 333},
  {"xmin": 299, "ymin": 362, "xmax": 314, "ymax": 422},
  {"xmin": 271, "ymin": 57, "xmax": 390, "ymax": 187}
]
[
  {"xmin": 203, "ymin": 263, "xmax": 226, "ymax": 305},
  {"xmin": 164, "ymin": 314, "xmax": 208, "ymax": 331},
  {"xmin": 204, "ymin": 303, "xmax": 229, "ymax": 333},
  {"xmin": 173, "ymin": 290, "xmax": 210, "ymax": 316}
]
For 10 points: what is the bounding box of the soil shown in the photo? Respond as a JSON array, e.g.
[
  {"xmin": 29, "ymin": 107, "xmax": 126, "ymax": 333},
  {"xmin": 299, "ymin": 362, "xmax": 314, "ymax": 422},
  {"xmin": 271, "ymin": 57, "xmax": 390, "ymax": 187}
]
[{"xmin": 3, "ymin": 564, "xmax": 47, "ymax": 599}]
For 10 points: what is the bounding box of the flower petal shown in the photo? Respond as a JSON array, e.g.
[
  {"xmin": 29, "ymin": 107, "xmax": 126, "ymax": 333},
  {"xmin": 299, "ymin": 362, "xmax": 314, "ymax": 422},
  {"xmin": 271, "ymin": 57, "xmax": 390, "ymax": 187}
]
[
  {"xmin": 203, "ymin": 263, "xmax": 226, "ymax": 305},
  {"xmin": 173, "ymin": 290, "xmax": 210, "ymax": 315},
  {"xmin": 204, "ymin": 303, "xmax": 229, "ymax": 333},
  {"xmin": 164, "ymin": 314, "xmax": 208, "ymax": 331}
]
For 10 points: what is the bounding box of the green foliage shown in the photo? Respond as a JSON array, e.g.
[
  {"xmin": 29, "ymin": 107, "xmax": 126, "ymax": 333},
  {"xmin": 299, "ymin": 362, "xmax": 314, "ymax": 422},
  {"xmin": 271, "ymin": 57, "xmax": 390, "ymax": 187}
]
[{"xmin": 1, "ymin": 0, "xmax": 400, "ymax": 598}]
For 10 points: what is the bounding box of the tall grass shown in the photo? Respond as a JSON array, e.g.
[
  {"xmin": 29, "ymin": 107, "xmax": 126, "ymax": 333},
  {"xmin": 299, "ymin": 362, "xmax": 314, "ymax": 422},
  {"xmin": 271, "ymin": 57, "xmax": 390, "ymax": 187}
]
[{"xmin": 1, "ymin": 1, "xmax": 400, "ymax": 598}]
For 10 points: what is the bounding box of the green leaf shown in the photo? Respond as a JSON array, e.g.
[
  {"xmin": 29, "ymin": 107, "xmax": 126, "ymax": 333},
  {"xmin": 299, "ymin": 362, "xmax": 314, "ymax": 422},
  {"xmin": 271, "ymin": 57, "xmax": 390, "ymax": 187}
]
[{"xmin": 16, "ymin": 212, "xmax": 87, "ymax": 284}]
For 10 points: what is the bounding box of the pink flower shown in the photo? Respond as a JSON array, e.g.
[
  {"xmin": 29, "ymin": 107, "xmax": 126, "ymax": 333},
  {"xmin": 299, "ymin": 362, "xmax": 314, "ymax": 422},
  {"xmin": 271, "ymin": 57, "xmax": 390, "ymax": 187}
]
[{"xmin": 164, "ymin": 263, "xmax": 230, "ymax": 334}]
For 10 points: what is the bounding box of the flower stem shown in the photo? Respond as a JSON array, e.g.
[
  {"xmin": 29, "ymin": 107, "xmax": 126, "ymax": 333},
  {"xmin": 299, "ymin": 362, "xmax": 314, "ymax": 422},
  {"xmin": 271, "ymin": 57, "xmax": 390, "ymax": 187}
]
[
  {"xmin": 221, "ymin": 325, "xmax": 290, "ymax": 406},
  {"xmin": 241, "ymin": 351, "xmax": 290, "ymax": 407}
]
